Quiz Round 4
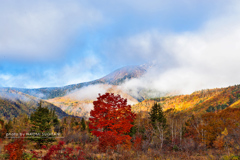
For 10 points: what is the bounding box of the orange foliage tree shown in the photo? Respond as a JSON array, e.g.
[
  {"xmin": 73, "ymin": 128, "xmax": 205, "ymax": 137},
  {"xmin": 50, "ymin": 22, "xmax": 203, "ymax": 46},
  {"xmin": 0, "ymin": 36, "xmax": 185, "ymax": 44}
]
[
  {"xmin": 185, "ymin": 108, "xmax": 240, "ymax": 149},
  {"xmin": 89, "ymin": 93, "xmax": 136, "ymax": 151}
]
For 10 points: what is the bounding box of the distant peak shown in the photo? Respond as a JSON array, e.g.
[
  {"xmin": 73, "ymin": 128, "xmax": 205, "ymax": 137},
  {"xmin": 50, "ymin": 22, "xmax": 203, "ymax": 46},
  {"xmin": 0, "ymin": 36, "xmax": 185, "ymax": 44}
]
[{"xmin": 99, "ymin": 65, "xmax": 147, "ymax": 85}]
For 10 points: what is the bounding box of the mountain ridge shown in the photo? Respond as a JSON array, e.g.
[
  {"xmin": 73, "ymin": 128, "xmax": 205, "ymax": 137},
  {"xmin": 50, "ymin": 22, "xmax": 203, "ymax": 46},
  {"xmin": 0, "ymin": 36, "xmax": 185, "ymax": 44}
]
[
  {"xmin": 0, "ymin": 89, "xmax": 70, "ymax": 120},
  {"xmin": 47, "ymin": 84, "xmax": 139, "ymax": 118},
  {"xmin": 5, "ymin": 65, "xmax": 148, "ymax": 100},
  {"xmin": 132, "ymin": 84, "xmax": 240, "ymax": 120}
]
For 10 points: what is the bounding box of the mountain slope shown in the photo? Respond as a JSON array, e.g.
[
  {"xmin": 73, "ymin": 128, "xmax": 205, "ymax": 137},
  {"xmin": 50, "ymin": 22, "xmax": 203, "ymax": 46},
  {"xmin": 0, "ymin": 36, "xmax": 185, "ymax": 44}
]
[
  {"xmin": 6, "ymin": 65, "xmax": 148, "ymax": 100},
  {"xmin": 47, "ymin": 84, "xmax": 139, "ymax": 118},
  {"xmin": 133, "ymin": 84, "xmax": 240, "ymax": 118},
  {"xmin": 0, "ymin": 89, "xmax": 69, "ymax": 120},
  {"xmin": 99, "ymin": 65, "xmax": 147, "ymax": 85}
]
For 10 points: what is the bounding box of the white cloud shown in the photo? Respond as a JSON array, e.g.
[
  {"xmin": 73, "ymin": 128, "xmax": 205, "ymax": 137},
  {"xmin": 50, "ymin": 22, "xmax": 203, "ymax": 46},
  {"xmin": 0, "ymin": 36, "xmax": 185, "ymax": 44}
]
[
  {"xmin": 0, "ymin": 0, "xmax": 238, "ymax": 92},
  {"xmin": 0, "ymin": 74, "xmax": 11, "ymax": 81},
  {"xmin": 105, "ymin": 31, "xmax": 172, "ymax": 66},
  {"xmin": 119, "ymin": 1, "xmax": 240, "ymax": 96},
  {"xmin": 0, "ymin": 73, "xmax": 35, "ymax": 88},
  {"xmin": 36, "ymin": 55, "xmax": 105, "ymax": 88},
  {"xmin": 66, "ymin": 84, "xmax": 138, "ymax": 104},
  {"xmin": 0, "ymin": 0, "xmax": 102, "ymax": 61},
  {"xmin": 67, "ymin": 84, "xmax": 111, "ymax": 100},
  {"xmin": 57, "ymin": 54, "xmax": 102, "ymax": 85},
  {"xmin": 0, "ymin": 54, "xmax": 105, "ymax": 88}
]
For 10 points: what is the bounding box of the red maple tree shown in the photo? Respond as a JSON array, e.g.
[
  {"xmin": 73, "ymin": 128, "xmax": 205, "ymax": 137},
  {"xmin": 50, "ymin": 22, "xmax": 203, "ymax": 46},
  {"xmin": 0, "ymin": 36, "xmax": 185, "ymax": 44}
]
[
  {"xmin": 4, "ymin": 133, "xmax": 26, "ymax": 160},
  {"xmin": 89, "ymin": 93, "xmax": 136, "ymax": 151}
]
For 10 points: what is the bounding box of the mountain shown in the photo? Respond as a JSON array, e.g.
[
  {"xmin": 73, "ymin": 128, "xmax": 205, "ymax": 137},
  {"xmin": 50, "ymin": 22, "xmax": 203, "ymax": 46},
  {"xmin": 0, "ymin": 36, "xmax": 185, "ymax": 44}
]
[
  {"xmin": 6, "ymin": 65, "xmax": 148, "ymax": 100},
  {"xmin": 0, "ymin": 89, "xmax": 69, "ymax": 120},
  {"xmin": 3, "ymin": 63, "xmax": 240, "ymax": 120},
  {"xmin": 0, "ymin": 64, "xmax": 149, "ymax": 120},
  {"xmin": 47, "ymin": 84, "xmax": 139, "ymax": 118},
  {"xmin": 99, "ymin": 65, "xmax": 148, "ymax": 85},
  {"xmin": 132, "ymin": 84, "xmax": 240, "ymax": 119}
]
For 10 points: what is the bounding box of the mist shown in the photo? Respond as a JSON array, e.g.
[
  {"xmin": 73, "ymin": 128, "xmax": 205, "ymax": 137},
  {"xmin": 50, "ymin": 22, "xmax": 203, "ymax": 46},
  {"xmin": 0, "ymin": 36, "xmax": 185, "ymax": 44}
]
[
  {"xmin": 0, "ymin": 89, "xmax": 32, "ymax": 102},
  {"xmin": 67, "ymin": 84, "xmax": 138, "ymax": 102},
  {"xmin": 118, "ymin": 2, "xmax": 240, "ymax": 97},
  {"xmin": 66, "ymin": 84, "xmax": 111, "ymax": 100}
]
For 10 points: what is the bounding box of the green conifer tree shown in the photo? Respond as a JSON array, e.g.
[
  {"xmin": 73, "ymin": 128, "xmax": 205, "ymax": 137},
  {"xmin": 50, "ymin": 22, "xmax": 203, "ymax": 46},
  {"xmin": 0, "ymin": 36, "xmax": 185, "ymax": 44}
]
[
  {"xmin": 81, "ymin": 118, "xmax": 86, "ymax": 131},
  {"xmin": 29, "ymin": 101, "xmax": 59, "ymax": 148},
  {"xmin": 5, "ymin": 120, "xmax": 13, "ymax": 133},
  {"xmin": 149, "ymin": 103, "xmax": 166, "ymax": 129}
]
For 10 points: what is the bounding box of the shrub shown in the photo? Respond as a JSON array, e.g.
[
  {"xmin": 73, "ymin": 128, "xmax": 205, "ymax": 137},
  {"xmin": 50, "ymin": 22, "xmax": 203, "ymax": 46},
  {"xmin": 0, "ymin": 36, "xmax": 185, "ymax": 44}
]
[
  {"xmin": 43, "ymin": 141, "xmax": 85, "ymax": 160},
  {"xmin": 4, "ymin": 136, "xmax": 26, "ymax": 160}
]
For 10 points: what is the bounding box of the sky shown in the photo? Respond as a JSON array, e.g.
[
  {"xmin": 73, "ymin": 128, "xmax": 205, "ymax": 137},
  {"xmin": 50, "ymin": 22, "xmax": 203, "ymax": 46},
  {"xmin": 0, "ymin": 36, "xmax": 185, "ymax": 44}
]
[{"xmin": 1, "ymin": 0, "xmax": 240, "ymax": 93}]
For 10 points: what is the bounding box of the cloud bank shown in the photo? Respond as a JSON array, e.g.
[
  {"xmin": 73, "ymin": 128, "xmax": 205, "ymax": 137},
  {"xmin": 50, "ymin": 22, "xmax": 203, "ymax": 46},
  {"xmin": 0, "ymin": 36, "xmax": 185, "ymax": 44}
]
[
  {"xmin": 0, "ymin": 0, "xmax": 239, "ymax": 94},
  {"xmin": 64, "ymin": 84, "xmax": 138, "ymax": 113},
  {"xmin": 67, "ymin": 84, "xmax": 111, "ymax": 100},
  {"xmin": 119, "ymin": 1, "xmax": 240, "ymax": 95},
  {"xmin": 0, "ymin": 54, "xmax": 104, "ymax": 88},
  {"xmin": 0, "ymin": 0, "xmax": 102, "ymax": 61}
]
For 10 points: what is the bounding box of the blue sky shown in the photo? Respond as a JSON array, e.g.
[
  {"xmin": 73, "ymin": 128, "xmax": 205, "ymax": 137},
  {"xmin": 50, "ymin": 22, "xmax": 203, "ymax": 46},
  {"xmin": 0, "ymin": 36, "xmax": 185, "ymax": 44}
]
[{"xmin": 0, "ymin": 0, "xmax": 239, "ymax": 90}]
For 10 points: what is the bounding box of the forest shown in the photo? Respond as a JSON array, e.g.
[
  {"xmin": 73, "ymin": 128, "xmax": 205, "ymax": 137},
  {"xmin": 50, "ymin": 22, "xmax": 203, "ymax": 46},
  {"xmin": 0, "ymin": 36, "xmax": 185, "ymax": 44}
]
[{"xmin": 1, "ymin": 89, "xmax": 240, "ymax": 159}]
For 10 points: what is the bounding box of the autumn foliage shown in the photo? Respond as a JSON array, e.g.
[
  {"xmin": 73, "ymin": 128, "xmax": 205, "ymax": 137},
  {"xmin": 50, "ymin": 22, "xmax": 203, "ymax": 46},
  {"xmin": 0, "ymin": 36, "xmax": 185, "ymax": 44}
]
[
  {"xmin": 184, "ymin": 107, "xmax": 240, "ymax": 151},
  {"xmin": 133, "ymin": 135, "xmax": 142, "ymax": 151},
  {"xmin": 3, "ymin": 85, "xmax": 240, "ymax": 159},
  {"xmin": 42, "ymin": 141, "xmax": 85, "ymax": 160},
  {"xmin": 89, "ymin": 93, "xmax": 136, "ymax": 151},
  {"xmin": 4, "ymin": 136, "xmax": 26, "ymax": 160}
]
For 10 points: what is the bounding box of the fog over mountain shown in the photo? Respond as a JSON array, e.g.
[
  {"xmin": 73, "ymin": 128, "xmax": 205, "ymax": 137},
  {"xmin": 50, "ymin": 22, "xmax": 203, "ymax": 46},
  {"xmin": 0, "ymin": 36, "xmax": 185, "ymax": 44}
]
[
  {"xmin": 0, "ymin": 89, "xmax": 69, "ymax": 119},
  {"xmin": 0, "ymin": 0, "xmax": 236, "ymax": 91},
  {"xmin": 2, "ymin": 1, "xmax": 240, "ymax": 120},
  {"xmin": 5, "ymin": 64, "xmax": 149, "ymax": 100}
]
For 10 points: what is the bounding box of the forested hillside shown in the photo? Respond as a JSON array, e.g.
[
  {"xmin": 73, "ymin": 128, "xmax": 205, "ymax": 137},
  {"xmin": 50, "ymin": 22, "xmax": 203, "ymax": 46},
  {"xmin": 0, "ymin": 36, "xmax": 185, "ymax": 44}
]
[
  {"xmin": 47, "ymin": 84, "xmax": 138, "ymax": 118},
  {"xmin": 133, "ymin": 85, "xmax": 240, "ymax": 118},
  {"xmin": 2, "ymin": 86, "xmax": 240, "ymax": 159},
  {"xmin": 0, "ymin": 89, "xmax": 69, "ymax": 120}
]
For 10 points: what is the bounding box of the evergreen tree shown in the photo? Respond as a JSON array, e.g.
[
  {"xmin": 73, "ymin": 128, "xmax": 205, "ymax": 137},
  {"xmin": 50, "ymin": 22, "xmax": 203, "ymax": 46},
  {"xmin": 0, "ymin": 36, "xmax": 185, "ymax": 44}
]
[
  {"xmin": 149, "ymin": 103, "xmax": 166, "ymax": 129},
  {"xmin": 128, "ymin": 122, "xmax": 137, "ymax": 137},
  {"xmin": 0, "ymin": 119, "xmax": 7, "ymax": 138},
  {"xmin": 70, "ymin": 117, "xmax": 76, "ymax": 128},
  {"xmin": 81, "ymin": 118, "xmax": 86, "ymax": 131},
  {"xmin": 29, "ymin": 101, "xmax": 59, "ymax": 148},
  {"xmin": 5, "ymin": 120, "xmax": 13, "ymax": 133},
  {"xmin": 228, "ymin": 96, "xmax": 234, "ymax": 105},
  {"xmin": 51, "ymin": 109, "xmax": 60, "ymax": 132}
]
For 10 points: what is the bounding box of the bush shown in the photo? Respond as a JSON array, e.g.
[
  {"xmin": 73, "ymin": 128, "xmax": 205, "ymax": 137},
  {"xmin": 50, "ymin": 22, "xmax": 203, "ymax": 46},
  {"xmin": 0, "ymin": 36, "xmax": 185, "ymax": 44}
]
[
  {"xmin": 4, "ymin": 136, "xmax": 26, "ymax": 160},
  {"xmin": 173, "ymin": 145, "xmax": 179, "ymax": 151},
  {"xmin": 43, "ymin": 141, "xmax": 85, "ymax": 160}
]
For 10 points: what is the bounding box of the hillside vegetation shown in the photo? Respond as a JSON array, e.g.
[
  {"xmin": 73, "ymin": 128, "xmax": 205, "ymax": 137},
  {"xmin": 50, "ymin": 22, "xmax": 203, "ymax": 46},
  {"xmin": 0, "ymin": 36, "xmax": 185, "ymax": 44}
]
[
  {"xmin": 133, "ymin": 85, "xmax": 240, "ymax": 118},
  {"xmin": 47, "ymin": 85, "xmax": 138, "ymax": 118},
  {"xmin": 0, "ymin": 89, "xmax": 69, "ymax": 120},
  {"xmin": 2, "ymin": 85, "xmax": 240, "ymax": 159}
]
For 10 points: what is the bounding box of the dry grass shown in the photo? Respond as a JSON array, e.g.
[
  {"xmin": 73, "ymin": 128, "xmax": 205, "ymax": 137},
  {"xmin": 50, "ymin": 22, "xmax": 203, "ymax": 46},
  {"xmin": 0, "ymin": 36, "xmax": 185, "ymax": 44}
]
[{"xmin": 0, "ymin": 139, "xmax": 239, "ymax": 160}]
